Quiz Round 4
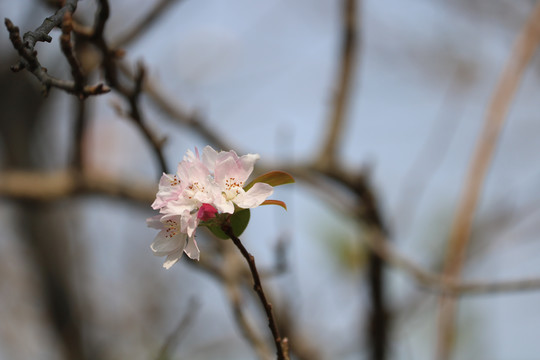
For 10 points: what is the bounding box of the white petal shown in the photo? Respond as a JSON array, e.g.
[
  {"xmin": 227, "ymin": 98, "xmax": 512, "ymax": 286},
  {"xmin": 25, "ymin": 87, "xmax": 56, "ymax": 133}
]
[
  {"xmin": 235, "ymin": 183, "xmax": 273, "ymax": 208},
  {"xmin": 146, "ymin": 215, "xmax": 164, "ymax": 230},
  {"xmin": 162, "ymin": 198, "xmax": 196, "ymax": 215},
  {"xmin": 163, "ymin": 249, "xmax": 183, "ymax": 269},
  {"xmin": 180, "ymin": 212, "xmax": 199, "ymax": 237},
  {"xmin": 214, "ymin": 196, "xmax": 235, "ymax": 214},
  {"xmin": 150, "ymin": 232, "xmax": 185, "ymax": 256},
  {"xmin": 184, "ymin": 237, "xmax": 200, "ymax": 260}
]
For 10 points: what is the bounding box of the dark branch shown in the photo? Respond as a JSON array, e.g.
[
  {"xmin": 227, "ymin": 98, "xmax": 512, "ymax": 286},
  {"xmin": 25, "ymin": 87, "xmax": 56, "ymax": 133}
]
[
  {"xmin": 60, "ymin": 12, "xmax": 85, "ymax": 96},
  {"xmin": 74, "ymin": 0, "xmax": 168, "ymax": 175},
  {"xmin": 127, "ymin": 63, "xmax": 168, "ymax": 174},
  {"xmin": 117, "ymin": 61, "xmax": 231, "ymax": 151},
  {"xmin": 221, "ymin": 224, "xmax": 289, "ymax": 360},
  {"xmin": 4, "ymin": 0, "xmax": 109, "ymax": 98},
  {"xmin": 23, "ymin": 0, "xmax": 78, "ymax": 49}
]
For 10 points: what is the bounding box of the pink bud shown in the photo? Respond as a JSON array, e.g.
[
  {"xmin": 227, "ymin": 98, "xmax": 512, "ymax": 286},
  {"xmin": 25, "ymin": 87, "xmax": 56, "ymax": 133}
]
[{"xmin": 197, "ymin": 203, "xmax": 218, "ymax": 221}]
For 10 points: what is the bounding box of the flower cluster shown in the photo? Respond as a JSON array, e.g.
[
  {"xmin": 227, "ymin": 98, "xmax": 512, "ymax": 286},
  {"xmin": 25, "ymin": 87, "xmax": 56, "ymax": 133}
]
[{"xmin": 147, "ymin": 146, "xmax": 274, "ymax": 269}]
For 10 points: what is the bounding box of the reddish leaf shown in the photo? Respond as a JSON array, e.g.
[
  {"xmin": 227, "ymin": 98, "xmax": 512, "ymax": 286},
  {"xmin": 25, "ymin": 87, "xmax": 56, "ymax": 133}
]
[
  {"xmin": 244, "ymin": 171, "xmax": 295, "ymax": 191},
  {"xmin": 261, "ymin": 199, "xmax": 287, "ymax": 210}
]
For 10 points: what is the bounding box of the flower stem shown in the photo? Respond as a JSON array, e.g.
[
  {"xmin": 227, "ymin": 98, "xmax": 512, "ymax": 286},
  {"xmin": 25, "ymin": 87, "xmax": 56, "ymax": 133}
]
[{"xmin": 221, "ymin": 224, "xmax": 288, "ymax": 360}]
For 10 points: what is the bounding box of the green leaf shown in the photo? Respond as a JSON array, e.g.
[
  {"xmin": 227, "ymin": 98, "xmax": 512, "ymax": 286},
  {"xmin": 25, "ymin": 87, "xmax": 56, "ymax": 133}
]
[
  {"xmin": 244, "ymin": 171, "xmax": 295, "ymax": 191},
  {"xmin": 261, "ymin": 199, "xmax": 287, "ymax": 210},
  {"xmin": 207, "ymin": 209, "xmax": 251, "ymax": 239}
]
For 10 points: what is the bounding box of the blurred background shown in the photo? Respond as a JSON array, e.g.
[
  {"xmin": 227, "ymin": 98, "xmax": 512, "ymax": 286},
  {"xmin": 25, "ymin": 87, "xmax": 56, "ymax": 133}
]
[{"xmin": 2, "ymin": 0, "xmax": 540, "ymax": 359}]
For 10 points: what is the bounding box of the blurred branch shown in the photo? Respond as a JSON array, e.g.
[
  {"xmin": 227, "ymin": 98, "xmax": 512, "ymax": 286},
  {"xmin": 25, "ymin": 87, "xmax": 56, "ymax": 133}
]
[
  {"xmin": 113, "ymin": 0, "xmax": 185, "ymax": 48},
  {"xmin": 437, "ymin": 3, "xmax": 540, "ymax": 359},
  {"xmin": 316, "ymin": 0, "xmax": 359, "ymax": 169},
  {"xmin": 275, "ymin": 304, "xmax": 323, "ymax": 360},
  {"xmin": 5, "ymin": 167, "xmax": 540, "ymax": 298},
  {"xmin": 124, "ymin": 63, "xmax": 169, "ymax": 173},
  {"xmin": 0, "ymin": 170, "xmax": 155, "ymax": 203},
  {"xmin": 277, "ymin": 164, "xmax": 540, "ymax": 297},
  {"xmin": 59, "ymin": 12, "xmax": 85, "ymax": 95},
  {"xmin": 18, "ymin": 202, "xmax": 87, "ymax": 360},
  {"xmin": 155, "ymin": 298, "xmax": 199, "ymax": 360},
  {"xmin": 4, "ymin": 0, "xmax": 110, "ymax": 97},
  {"xmin": 344, "ymin": 164, "xmax": 389, "ymax": 360},
  {"xmin": 361, "ymin": 229, "xmax": 540, "ymax": 296},
  {"xmin": 73, "ymin": 0, "xmax": 169, "ymax": 174},
  {"xmin": 117, "ymin": 62, "xmax": 232, "ymax": 151},
  {"xmin": 71, "ymin": 97, "xmax": 87, "ymax": 170}
]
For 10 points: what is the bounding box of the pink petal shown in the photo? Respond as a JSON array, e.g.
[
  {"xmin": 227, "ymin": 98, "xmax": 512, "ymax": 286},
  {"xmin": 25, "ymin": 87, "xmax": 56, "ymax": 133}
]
[
  {"xmin": 214, "ymin": 196, "xmax": 235, "ymax": 214},
  {"xmin": 235, "ymin": 182, "xmax": 273, "ymax": 208},
  {"xmin": 150, "ymin": 232, "xmax": 185, "ymax": 256},
  {"xmin": 202, "ymin": 146, "xmax": 218, "ymax": 171}
]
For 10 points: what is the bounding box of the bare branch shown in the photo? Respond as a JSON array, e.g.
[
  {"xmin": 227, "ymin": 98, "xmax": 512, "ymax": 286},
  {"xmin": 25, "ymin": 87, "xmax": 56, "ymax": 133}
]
[
  {"xmin": 4, "ymin": 0, "xmax": 109, "ymax": 97},
  {"xmin": 0, "ymin": 170, "xmax": 155, "ymax": 203},
  {"xmin": 125, "ymin": 63, "xmax": 169, "ymax": 174},
  {"xmin": 70, "ymin": 0, "xmax": 169, "ymax": 174},
  {"xmin": 23, "ymin": 0, "xmax": 78, "ymax": 49},
  {"xmin": 93, "ymin": 0, "xmax": 110, "ymax": 41},
  {"xmin": 437, "ymin": 3, "xmax": 540, "ymax": 358},
  {"xmin": 117, "ymin": 62, "xmax": 232, "ymax": 151},
  {"xmin": 360, "ymin": 229, "xmax": 540, "ymax": 297},
  {"xmin": 60, "ymin": 12, "xmax": 85, "ymax": 96}
]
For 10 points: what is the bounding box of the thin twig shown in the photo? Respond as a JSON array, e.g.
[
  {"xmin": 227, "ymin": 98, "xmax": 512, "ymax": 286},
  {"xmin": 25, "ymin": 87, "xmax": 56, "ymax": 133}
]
[
  {"xmin": 117, "ymin": 61, "xmax": 231, "ymax": 151},
  {"xmin": 76, "ymin": 0, "xmax": 168, "ymax": 174},
  {"xmin": 126, "ymin": 63, "xmax": 168, "ymax": 173},
  {"xmin": 24, "ymin": 0, "xmax": 78, "ymax": 49},
  {"xmin": 221, "ymin": 224, "xmax": 288, "ymax": 360},
  {"xmin": 437, "ymin": 3, "xmax": 540, "ymax": 359},
  {"xmin": 60, "ymin": 12, "xmax": 85, "ymax": 97}
]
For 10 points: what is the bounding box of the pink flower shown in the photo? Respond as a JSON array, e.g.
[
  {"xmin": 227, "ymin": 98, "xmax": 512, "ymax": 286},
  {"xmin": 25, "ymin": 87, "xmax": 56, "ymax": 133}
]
[
  {"xmin": 202, "ymin": 146, "xmax": 274, "ymax": 214},
  {"xmin": 147, "ymin": 146, "xmax": 279, "ymax": 269},
  {"xmin": 147, "ymin": 215, "xmax": 200, "ymax": 268},
  {"xmin": 151, "ymin": 173, "xmax": 183, "ymax": 210}
]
